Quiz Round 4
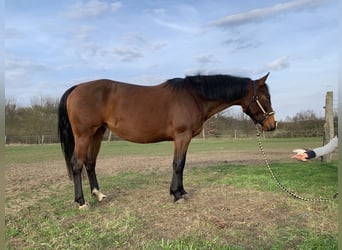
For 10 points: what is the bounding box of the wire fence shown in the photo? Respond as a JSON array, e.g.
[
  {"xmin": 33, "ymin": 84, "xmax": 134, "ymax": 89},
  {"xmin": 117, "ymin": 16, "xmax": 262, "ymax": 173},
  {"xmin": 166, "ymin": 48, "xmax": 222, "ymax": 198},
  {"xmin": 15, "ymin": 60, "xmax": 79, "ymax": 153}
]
[
  {"xmin": 4, "ymin": 127, "xmax": 329, "ymax": 145},
  {"xmin": 5, "ymin": 135, "xmax": 60, "ymax": 145}
]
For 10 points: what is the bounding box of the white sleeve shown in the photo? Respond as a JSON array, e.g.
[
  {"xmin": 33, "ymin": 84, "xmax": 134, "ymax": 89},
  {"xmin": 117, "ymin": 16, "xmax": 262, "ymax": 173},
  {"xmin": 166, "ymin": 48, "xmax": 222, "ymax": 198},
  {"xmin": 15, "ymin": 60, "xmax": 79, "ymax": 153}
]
[{"xmin": 313, "ymin": 136, "xmax": 338, "ymax": 158}]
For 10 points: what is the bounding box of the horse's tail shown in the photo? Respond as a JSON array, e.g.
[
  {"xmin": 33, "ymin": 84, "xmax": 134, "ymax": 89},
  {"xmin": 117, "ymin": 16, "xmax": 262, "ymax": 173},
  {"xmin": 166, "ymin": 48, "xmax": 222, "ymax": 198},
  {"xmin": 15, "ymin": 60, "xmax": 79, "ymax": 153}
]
[{"xmin": 58, "ymin": 85, "xmax": 78, "ymax": 180}]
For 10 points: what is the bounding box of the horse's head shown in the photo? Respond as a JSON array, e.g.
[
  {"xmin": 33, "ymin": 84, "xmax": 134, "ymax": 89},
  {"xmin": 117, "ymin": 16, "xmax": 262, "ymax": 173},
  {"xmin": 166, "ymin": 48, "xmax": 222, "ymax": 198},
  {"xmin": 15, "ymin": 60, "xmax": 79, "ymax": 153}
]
[{"xmin": 242, "ymin": 73, "xmax": 277, "ymax": 131}]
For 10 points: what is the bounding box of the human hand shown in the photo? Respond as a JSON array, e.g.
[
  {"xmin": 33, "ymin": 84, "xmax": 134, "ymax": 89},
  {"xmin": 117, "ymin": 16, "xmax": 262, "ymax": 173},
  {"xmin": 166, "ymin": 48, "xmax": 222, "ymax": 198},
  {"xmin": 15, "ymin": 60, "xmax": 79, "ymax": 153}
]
[{"xmin": 292, "ymin": 149, "xmax": 308, "ymax": 162}]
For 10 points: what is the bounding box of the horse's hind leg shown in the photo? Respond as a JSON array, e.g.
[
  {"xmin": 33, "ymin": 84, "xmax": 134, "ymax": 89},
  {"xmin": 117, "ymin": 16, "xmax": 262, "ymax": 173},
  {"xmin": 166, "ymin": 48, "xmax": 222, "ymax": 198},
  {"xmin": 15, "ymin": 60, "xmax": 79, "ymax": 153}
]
[
  {"xmin": 71, "ymin": 156, "xmax": 86, "ymax": 207},
  {"xmin": 72, "ymin": 136, "xmax": 90, "ymax": 209},
  {"xmin": 85, "ymin": 126, "xmax": 107, "ymax": 202}
]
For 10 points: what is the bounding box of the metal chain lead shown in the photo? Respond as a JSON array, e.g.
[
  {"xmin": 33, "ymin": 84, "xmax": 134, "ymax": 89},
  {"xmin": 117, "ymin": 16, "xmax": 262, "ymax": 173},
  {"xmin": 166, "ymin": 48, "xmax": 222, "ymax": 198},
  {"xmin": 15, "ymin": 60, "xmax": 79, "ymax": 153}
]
[{"xmin": 255, "ymin": 126, "xmax": 337, "ymax": 202}]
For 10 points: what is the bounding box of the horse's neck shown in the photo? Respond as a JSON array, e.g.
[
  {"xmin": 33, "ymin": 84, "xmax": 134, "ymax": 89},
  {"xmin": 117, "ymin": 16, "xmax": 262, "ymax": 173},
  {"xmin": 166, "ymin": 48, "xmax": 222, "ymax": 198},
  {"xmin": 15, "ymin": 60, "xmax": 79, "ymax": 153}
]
[{"xmin": 203, "ymin": 100, "xmax": 241, "ymax": 120}]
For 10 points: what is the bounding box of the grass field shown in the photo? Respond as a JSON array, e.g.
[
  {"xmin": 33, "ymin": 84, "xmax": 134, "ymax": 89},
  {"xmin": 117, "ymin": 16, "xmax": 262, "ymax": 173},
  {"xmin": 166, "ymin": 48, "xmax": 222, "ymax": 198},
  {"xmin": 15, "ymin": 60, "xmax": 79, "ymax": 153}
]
[
  {"xmin": 5, "ymin": 138, "xmax": 338, "ymax": 249},
  {"xmin": 5, "ymin": 137, "xmax": 326, "ymax": 164}
]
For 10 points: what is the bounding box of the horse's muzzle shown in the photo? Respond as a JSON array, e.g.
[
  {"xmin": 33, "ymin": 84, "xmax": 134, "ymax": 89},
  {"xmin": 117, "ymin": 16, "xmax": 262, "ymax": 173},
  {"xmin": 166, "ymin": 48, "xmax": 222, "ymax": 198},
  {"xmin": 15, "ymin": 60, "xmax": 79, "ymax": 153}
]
[
  {"xmin": 262, "ymin": 116, "xmax": 277, "ymax": 131},
  {"xmin": 263, "ymin": 122, "xmax": 277, "ymax": 131}
]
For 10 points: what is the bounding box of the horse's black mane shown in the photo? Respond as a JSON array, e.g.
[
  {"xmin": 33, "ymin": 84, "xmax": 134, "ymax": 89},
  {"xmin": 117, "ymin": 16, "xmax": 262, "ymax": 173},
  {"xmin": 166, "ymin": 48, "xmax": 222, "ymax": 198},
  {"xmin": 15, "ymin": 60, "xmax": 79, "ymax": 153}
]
[{"xmin": 166, "ymin": 74, "xmax": 251, "ymax": 102}]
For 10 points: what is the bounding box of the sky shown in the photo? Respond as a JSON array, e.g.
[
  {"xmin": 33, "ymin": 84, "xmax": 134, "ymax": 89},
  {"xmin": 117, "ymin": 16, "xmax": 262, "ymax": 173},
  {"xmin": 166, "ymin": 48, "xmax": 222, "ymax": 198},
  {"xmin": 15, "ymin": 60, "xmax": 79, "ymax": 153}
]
[{"xmin": 5, "ymin": 0, "xmax": 338, "ymax": 121}]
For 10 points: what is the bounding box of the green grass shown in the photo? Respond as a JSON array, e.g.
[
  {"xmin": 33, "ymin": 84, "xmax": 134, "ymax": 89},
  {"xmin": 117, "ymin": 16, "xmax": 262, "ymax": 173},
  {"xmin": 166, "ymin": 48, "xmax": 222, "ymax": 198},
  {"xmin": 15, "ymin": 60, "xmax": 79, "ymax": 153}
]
[
  {"xmin": 6, "ymin": 162, "xmax": 338, "ymax": 249},
  {"xmin": 5, "ymin": 137, "xmax": 323, "ymax": 164},
  {"xmin": 5, "ymin": 144, "xmax": 62, "ymax": 164},
  {"xmin": 190, "ymin": 162, "xmax": 338, "ymax": 198},
  {"xmin": 5, "ymin": 138, "xmax": 338, "ymax": 249},
  {"xmin": 144, "ymin": 237, "xmax": 230, "ymax": 250}
]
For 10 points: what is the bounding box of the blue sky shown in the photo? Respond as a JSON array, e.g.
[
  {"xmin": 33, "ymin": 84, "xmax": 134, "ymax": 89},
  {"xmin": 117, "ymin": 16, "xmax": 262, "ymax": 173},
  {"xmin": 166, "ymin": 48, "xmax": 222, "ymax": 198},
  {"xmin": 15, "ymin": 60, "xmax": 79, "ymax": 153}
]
[{"xmin": 5, "ymin": 0, "xmax": 338, "ymax": 120}]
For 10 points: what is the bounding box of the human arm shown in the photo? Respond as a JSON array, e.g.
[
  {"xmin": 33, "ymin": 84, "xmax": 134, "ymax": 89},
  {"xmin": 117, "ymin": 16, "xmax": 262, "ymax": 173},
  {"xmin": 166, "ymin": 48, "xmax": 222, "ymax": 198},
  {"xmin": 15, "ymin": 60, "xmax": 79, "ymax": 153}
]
[{"xmin": 292, "ymin": 135, "xmax": 338, "ymax": 161}]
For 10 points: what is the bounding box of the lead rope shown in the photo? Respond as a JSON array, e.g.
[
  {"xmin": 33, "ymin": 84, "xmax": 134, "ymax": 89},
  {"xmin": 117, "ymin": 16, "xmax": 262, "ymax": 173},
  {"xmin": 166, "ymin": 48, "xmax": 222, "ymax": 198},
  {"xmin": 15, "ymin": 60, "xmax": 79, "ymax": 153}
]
[{"xmin": 255, "ymin": 126, "xmax": 338, "ymax": 202}]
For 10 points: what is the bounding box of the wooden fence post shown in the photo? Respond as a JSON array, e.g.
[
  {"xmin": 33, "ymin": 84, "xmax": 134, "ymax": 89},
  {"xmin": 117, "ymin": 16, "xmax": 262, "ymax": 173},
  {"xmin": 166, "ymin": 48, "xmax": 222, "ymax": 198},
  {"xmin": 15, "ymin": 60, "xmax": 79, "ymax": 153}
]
[
  {"xmin": 323, "ymin": 91, "xmax": 334, "ymax": 163},
  {"xmin": 107, "ymin": 130, "xmax": 112, "ymax": 142}
]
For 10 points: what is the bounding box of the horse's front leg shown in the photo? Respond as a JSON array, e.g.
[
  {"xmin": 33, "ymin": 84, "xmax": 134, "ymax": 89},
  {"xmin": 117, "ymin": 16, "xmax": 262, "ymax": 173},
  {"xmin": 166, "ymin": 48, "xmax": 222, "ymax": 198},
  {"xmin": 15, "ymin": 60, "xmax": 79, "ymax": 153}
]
[
  {"xmin": 170, "ymin": 152, "xmax": 188, "ymax": 202},
  {"xmin": 170, "ymin": 135, "xmax": 191, "ymax": 202}
]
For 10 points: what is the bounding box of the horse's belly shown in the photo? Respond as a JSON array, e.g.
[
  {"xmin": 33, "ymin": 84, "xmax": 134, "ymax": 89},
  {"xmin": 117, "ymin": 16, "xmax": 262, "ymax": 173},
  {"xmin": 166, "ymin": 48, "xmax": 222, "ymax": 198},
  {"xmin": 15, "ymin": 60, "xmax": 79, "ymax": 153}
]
[{"xmin": 107, "ymin": 119, "xmax": 172, "ymax": 143}]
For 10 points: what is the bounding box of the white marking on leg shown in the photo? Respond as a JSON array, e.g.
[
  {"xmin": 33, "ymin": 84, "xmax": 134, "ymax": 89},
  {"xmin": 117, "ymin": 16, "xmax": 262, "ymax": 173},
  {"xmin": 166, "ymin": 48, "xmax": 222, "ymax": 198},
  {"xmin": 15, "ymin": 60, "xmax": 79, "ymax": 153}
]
[
  {"xmin": 79, "ymin": 202, "xmax": 89, "ymax": 210},
  {"xmin": 92, "ymin": 188, "xmax": 107, "ymax": 202}
]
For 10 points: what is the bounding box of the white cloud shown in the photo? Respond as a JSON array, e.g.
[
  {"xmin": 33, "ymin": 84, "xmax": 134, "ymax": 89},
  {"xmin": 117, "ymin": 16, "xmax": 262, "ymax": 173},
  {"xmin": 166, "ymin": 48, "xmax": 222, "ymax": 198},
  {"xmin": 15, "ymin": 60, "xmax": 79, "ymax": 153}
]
[
  {"xmin": 65, "ymin": 25, "xmax": 101, "ymax": 59},
  {"xmin": 210, "ymin": 0, "xmax": 326, "ymax": 28},
  {"xmin": 65, "ymin": 0, "xmax": 109, "ymax": 19},
  {"xmin": 123, "ymin": 33, "xmax": 169, "ymax": 51},
  {"xmin": 196, "ymin": 54, "xmax": 219, "ymax": 64},
  {"xmin": 266, "ymin": 56, "xmax": 290, "ymax": 71},
  {"xmin": 152, "ymin": 8, "xmax": 166, "ymax": 15},
  {"xmin": 5, "ymin": 56, "xmax": 50, "ymax": 82},
  {"xmin": 113, "ymin": 48, "xmax": 143, "ymax": 62},
  {"xmin": 74, "ymin": 25, "xmax": 97, "ymax": 40},
  {"xmin": 223, "ymin": 38, "xmax": 260, "ymax": 51},
  {"xmin": 123, "ymin": 33, "xmax": 148, "ymax": 47},
  {"xmin": 151, "ymin": 41, "xmax": 168, "ymax": 51},
  {"xmin": 154, "ymin": 18, "xmax": 200, "ymax": 33},
  {"xmin": 5, "ymin": 27, "xmax": 25, "ymax": 39},
  {"xmin": 111, "ymin": 1, "xmax": 122, "ymax": 12}
]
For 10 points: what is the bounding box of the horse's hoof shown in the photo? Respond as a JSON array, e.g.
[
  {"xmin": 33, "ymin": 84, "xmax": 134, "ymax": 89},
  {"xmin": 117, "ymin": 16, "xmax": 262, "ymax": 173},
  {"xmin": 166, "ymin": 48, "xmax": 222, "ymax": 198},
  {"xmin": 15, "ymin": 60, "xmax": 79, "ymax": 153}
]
[
  {"xmin": 175, "ymin": 197, "xmax": 187, "ymax": 204},
  {"xmin": 78, "ymin": 202, "xmax": 89, "ymax": 210},
  {"xmin": 92, "ymin": 189, "xmax": 107, "ymax": 202},
  {"xmin": 98, "ymin": 194, "xmax": 107, "ymax": 202},
  {"xmin": 181, "ymin": 193, "xmax": 189, "ymax": 199}
]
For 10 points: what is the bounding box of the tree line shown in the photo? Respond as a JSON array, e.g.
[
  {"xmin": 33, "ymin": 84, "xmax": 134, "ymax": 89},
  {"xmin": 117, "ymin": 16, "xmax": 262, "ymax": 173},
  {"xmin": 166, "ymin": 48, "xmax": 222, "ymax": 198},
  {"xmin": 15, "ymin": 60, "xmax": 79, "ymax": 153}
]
[
  {"xmin": 5, "ymin": 97, "xmax": 337, "ymax": 144},
  {"xmin": 201, "ymin": 110, "xmax": 332, "ymax": 139}
]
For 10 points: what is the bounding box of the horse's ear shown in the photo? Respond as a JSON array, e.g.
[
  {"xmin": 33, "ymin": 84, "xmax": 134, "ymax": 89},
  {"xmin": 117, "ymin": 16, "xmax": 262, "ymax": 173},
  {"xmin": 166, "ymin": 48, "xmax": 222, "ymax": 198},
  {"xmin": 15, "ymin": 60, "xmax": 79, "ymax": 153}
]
[{"xmin": 257, "ymin": 72, "xmax": 270, "ymax": 85}]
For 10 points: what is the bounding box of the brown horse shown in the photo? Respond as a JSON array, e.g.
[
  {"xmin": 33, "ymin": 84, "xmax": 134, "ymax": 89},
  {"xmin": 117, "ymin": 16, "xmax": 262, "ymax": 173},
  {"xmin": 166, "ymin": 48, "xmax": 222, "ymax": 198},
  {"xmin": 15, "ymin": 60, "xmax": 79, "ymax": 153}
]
[{"xmin": 58, "ymin": 73, "xmax": 276, "ymax": 208}]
